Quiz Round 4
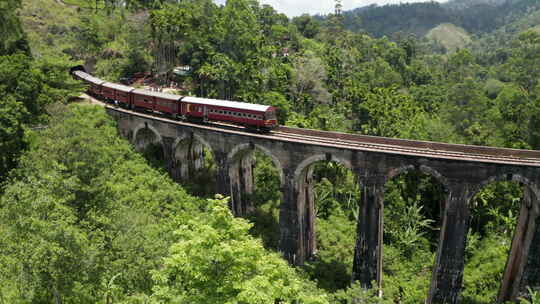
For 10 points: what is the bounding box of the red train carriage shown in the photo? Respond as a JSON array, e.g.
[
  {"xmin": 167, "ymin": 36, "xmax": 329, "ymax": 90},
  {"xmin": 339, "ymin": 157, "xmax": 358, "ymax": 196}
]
[
  {"xmin": 70, "ymin": 66, "xmax": 279, "ymax": 131},
  {"xmin": 131, "ymin": 89, "xmax": 183, "ymax": 114},
  {"xmin": 180, "ymin": 96, "xmax": 278, "ymax": 130},
  {"xmin": 101, "ymin": 82, "xmax": 134, "ymax": 106}
]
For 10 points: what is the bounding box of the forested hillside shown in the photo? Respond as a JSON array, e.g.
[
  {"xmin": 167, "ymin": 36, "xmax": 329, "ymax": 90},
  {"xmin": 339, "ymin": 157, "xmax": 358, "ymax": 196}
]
[
  {"xmin": 1, "ymin": 0, "xmax": 540, "ymax": 303},
  {"xmin": 339, "ymin": 0, "xmax": 540, "ymax": 38}
]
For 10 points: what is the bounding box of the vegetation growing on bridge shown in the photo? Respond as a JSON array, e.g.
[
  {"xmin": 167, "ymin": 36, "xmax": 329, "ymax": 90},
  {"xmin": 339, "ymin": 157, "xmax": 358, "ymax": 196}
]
[{"xmin": 1, "ymin": 0, "xmax": 540, "ymax": 302}]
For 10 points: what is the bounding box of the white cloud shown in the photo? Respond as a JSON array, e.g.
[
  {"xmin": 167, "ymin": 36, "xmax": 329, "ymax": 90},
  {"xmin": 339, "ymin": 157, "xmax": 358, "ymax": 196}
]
[{"xmin": 214, "ymin": 0, "xmax": 446, "ymax": 17}]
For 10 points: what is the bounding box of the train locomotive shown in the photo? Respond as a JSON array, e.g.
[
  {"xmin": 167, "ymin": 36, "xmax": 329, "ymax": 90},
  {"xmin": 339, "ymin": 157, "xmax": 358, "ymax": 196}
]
[{"xmin": 70, "ymin": 66, "xmax": 279, "ymax": 131}]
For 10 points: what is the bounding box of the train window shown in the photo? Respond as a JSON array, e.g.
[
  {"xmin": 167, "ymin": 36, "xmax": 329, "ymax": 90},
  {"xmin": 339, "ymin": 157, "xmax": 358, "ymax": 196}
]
[{"xmin": 266, "ymin": 111, "xmax": 276, "ymax": 120}]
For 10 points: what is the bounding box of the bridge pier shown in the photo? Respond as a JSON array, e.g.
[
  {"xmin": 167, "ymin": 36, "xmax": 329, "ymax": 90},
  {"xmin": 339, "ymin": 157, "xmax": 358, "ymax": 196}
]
[
  {"xmin": 214, "ymin": 152, "xmax": 231, "ymax": 198},
  {"xmin": 352, "ymin": 174, "xmax": 384, "ymax": 290},
  {"xmin": 428, "ymin": 182, "xmax": 471, "ymax": 304},
  {"xmin": 278, "ymin": 163, "xmax": 318, "ymax": 265},
  {"xmin": 497, "ymin": 186, "xmax": 540, "ymax": 301},
  {"xmin": 229, "ymin": 153, "xmax": 255, "ymax": 217},
  {"xmin": 515, "ymin": 187, "xmax": 540, "ymax": 300},
  {"xmin": 162, "ymin": 137, "xmax": 175, "ymax": 172},
  {"xmin": 297, "ymin": 165, "xmax": 316, "ymax": 263},
  {"xmin": 280, "ymin": 170, "xmax": 301, "ymax": 264}
]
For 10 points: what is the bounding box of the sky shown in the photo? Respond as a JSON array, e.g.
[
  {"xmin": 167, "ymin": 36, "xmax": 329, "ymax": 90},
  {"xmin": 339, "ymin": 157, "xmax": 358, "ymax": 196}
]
[{"xmin": 214, "ymin": 0, "xmax": 446, "ymax": 17}]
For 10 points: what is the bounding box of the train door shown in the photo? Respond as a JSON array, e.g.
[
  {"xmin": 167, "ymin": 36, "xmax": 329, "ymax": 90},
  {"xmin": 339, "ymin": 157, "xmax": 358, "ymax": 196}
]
[
  {"xmin": 203, "ymin": 106, "xmax": 208, "ymax": 122},
  {"xmin": 180, "ymin": 103, "xmax": 188, "ymax": 120}
]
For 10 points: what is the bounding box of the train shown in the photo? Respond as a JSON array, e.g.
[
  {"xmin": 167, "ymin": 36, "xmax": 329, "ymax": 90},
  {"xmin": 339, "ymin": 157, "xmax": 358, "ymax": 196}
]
[{"xmin": 70, "ymin": 66, "xmax": 279, "ymax": 132}]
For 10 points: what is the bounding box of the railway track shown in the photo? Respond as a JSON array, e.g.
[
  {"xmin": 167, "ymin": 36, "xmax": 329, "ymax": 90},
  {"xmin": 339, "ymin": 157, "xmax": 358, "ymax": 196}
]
[
  {"xmin": 93, "ymin": 94, "xmax": 540, "ymax": 167},
  {"xmin": 271, "ymin": 130, "xmax": 540, "ymax": 166}
]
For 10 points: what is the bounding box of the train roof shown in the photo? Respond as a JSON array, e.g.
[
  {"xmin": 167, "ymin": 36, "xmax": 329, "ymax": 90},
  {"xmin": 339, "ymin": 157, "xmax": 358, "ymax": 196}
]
[
  {"xmin": 182, "ymin": 96, "xmax": 273, "ymax": 112},
  {"xmin": 102, "ymin": 82, "xmax": 135, "ymax": 93},
  {"xmin": 73, "ymin": 70, "xmax": 105, "ymax": 85},
  {"xmin": 132, "ymin": 89, "xmax": 183, "ymax": 101}
]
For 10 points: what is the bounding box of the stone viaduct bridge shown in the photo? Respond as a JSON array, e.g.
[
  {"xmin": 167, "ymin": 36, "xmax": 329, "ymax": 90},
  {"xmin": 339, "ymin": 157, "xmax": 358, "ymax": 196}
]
[{"xmin": 106, "ymin": 105, "xmax": 540, "ymax": 304}]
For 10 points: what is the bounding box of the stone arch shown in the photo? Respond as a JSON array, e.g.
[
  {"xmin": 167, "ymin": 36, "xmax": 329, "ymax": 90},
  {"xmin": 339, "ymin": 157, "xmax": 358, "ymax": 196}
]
[
  {"xmin": 132, "ymin": 122, "xmax": 163, "ymax": 152},
  {"xmin": 293, "ymin": 153, "xmax": 353, "ymax": 186},
  {"xmin": 172, "ymin": 132, "xmax": 215, "ymax": 163},
  {"xmin": 170, "ymin": 132, "xmax": 217, "ymax": 194},
  {"xmin": 470, "ymin": 173, "xmax": 540, "ymax": 302},
  {"xmin": 227, "ymin": 143, "xmax": 284, "ymax": 186},
  {"xmin": 226, "ymin": 143, "xmax": 284, "ymax": 217},
  {"xmin": 172, "ymin": 133, "xmax": 189, "ymax": 157},
  {"xmin": 387, "ymin": 164, "xmax": 450, "ymax": 191},
  {"xmin": 473, "ymin": 173, "xmax": 540, "ymax": 205},
  {"xmin": 292, "ymin": 153, "xmax": 356, "ymax": 264},
  {"xmin": 382, "ymin": 163, "xmax": 450, "ymax": 301}
]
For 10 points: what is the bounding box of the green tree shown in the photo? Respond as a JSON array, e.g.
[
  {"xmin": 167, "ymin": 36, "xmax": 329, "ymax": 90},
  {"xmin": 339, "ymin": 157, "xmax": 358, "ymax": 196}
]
[
  {"xmin": 151, "ymin": 196, "xmax": 328, "ymax": 304},
  {"xmin": 289, "ymin": 51, "xmax": 331, "ymax": 114},
  {"xmin": 0, "ymin": 0, "xmax": 30, "ymax": 56},
  {"xmin": 359, "ymin": 87, "xmax": 425, "ymax": 138},
  {"xmin": 293, "ymin": 14, "xmax": 321, "ymax": 39},
  {"xmin": 503, "ymin": 30, "xmax": 540, "ymax": 94}
]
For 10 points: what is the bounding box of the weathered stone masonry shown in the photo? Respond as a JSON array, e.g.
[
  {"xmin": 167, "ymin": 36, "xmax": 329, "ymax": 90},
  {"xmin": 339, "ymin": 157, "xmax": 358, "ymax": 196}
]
[{"xmin": 108, "ymin": 107, "xmax": 540, "ymax": 303}]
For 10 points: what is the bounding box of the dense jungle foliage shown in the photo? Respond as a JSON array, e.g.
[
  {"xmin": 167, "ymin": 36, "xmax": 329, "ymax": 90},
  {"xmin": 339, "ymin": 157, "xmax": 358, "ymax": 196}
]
[{"xmin": 1, "ymin": 0, "xmax": 540, "ymax": 303}]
